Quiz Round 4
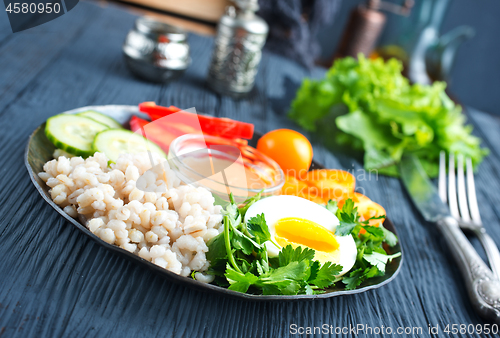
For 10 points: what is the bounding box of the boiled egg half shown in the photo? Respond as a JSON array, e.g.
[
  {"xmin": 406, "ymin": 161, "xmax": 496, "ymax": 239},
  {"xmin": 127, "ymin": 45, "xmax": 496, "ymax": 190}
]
[{"xmin": 244, "ymin": 195, "xmax": 356, "ymax": 276}]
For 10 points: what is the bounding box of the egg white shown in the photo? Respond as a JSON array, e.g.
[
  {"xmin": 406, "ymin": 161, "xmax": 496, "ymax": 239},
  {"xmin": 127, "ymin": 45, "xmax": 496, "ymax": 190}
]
[{"xmin": 244, "ymin": 195, "xmax": 356, "ymax": 276}]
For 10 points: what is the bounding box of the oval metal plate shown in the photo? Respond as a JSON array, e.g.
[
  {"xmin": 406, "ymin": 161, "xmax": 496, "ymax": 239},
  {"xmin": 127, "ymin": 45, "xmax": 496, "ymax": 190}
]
[{"xmin": 25, "ymin": 105, "xmax": 403, "ymax": 300}]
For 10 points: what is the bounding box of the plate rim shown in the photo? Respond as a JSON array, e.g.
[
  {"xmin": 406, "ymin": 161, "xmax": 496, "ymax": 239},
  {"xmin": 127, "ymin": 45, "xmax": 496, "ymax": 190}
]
[{"xmin": 25, "ymin": 104, "xmax": 403, "ymax": 301}]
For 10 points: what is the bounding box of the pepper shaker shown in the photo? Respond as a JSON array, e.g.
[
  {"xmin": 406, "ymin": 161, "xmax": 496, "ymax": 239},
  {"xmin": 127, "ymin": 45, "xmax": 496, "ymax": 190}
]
[
  {"xmin": 333, "ymin": 0, "xmax": 413, "ymax": 62},
  {"xmin": 207, "ymin": 0, "xmax": 268, "ymax": 98}
]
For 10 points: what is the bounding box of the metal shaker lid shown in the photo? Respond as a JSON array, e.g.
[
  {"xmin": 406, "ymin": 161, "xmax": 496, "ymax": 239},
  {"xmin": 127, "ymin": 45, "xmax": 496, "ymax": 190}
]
[
  {"xmin": 135, "ymin": 17, "xmax": 188, "ymax": 43},
  {"xmin": 123, "ymin": 17, "xmax": 190, "ymax": 82},
  {"xmin": 220, "ymin": 1, "xmax": 268, "ymax": 35},
  {"xmin": 233, "ymin": 0, "xmax": 259, "ymax": 11}
]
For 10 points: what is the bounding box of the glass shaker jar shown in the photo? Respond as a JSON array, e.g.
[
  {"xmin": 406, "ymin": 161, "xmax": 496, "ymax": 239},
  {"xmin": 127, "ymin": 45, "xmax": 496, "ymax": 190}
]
[{"xmin": 207, "ymin": 0, "xmax": 268, "ymax": 98}]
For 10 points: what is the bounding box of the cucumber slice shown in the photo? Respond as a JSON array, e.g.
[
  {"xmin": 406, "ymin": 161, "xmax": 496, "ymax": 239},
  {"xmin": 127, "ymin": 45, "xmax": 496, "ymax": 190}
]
[
  {"xmin": 92, "ymin": 129, "xmax": 166, "ymax": 163},
  {"xmin": 45, "ymin": 114, "xmax": 109, "ymax": 157},
  {"xmin": 78, "ymin": 110, "xmax": 122, "ymax": 129}
]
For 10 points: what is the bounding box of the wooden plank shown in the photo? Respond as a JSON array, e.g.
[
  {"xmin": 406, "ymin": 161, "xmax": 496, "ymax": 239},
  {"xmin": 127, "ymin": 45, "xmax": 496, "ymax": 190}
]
[
  {"xmin": 97, "ymin": 0, "xmax": 216, "ymax": 36},
  {"xmin": 118, "ymin": 0, "xmax": 230, "ymax": 22},
  {"xmin": 0, "ymin": 12, "xmax": 14, "ymax": 45},
  {"xmin": 0, "ymin": 3, "xmax": 97, "ymax": 117},
  {"xmin": 467, "ymin": 108, "xmax": 500, "ymax": 159},
  {"xmin": 158, "ymin": 33, "xmax": 218, "ymax": 113}
]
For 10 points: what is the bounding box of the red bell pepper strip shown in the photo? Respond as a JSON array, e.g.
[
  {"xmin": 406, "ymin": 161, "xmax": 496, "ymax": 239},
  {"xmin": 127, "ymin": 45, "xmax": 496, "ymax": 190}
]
[
  {"xmin": 138, "ymin": 102, "xmax": 254, "ymax": 139},
  {"xmin": 130, "ymin": 115, "xmax": 248, "ymax": 151},
  {"xmin": 129, "ymin": 115, "xmax": 187, "ymax": 152},
  {"xmin": 139, "ymin": 102, "xmax": 181, "ymax": 121}
]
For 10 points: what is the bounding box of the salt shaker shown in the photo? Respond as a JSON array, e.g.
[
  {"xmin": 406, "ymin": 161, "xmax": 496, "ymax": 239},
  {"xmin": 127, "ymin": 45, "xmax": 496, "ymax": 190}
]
[
  {"xmin": 123, "ymin": 17, "xmax": 190, "ymax": 83},
  {"xmin": 207, "ymin": 0, "xmax": 268, "ymax": 98}
]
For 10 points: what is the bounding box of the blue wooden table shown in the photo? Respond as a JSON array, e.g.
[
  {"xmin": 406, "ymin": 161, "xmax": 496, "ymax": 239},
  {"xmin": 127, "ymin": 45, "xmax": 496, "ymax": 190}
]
[{"xmin": 1, "ymin": 2, "xmax": 500, "ymax": 337}]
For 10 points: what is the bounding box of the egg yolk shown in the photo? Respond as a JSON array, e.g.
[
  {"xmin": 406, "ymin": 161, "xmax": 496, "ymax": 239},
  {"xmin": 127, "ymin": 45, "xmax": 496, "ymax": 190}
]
[{"xmin": 274, "ymin": 217, "xmax": 339, "ymax": 252}]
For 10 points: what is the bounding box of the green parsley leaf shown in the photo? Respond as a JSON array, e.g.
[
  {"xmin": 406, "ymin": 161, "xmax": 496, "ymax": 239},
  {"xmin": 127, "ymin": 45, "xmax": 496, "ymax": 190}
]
[
  {"xmin": 363, "ymin": 252, "xmax": 401, "ymax": 273},
  {"xmin": 259, "ymin": 251, "xmax": 270, "ymax": 274},
  {"xmin": 338, "ymin": 197, "xmax": 355, "ymax": 216},
  {"xmin": 278, "ymin": 245, "xmax": 315, "ymax": 266},
  {"xmin": 335, "ymin": 199, "xmax": 359, "ymax": 236},
  {"xmin": 206, "ymin": 232, "xmax": 228, "ymax": 274},
  {"xmin": 225, "ymin": 264, "xmax": 259, "ymax": 293},
  {"xmin": 308, "ymin": 261, "xmax": 343, "ymax": 288},
  {"xmin": 380, "ymin": 224, "xmax": 398, "ymax": 247},
  {"xmin": 228, "ymin": 283, "xmax": 253, "ymax": 293},
  {"xmin": 213, "ymin": 193, "xmax": 230, "ymax": 208},
  {"xmin": 259, "ymin": 261, "xmax": 309, "ymax": 283},
  {"xmin": 258, "ymin": 261, "xmax": 309, "ymax": 295},
  {"xmin": 342, "ymin": 266, "xmax": 380, "ymax": 290},
  {"xmin": 255, "ymin": 260, "xmax": 264, "ymax": 276},
  {"xmin": 223, "ymin": 203, "xmax": 241, "ymax": 226},
  {"xmin": 237, "ymin": 259, "xmax": 251, "ymax": 274},
  {"xmin": 325, "ymin": 199, "xmax": 338, "ymax": 214},
  {"xmin": 230, "ymin": 227, "xmax": 258, "ymax": 255},
  {"xmin": 261, "ymin": 284, "xmax": 283, "ymax": 295},
  {"xmin": 238, "ymin": 191, "xmax": 262, "ymax": 218},
  {"xmin": 361, "ymin": 225, "xmax": 385, "ymax": 239},
  {"xmin": 308, "ymin": 260, "xmax": 321, "ymax": 282},
  {"xmin": 247, "ymin": 213, "xmax": 273, "ymax": 245},
  {"xmin": 335, "ymin": 220, "xmax": 358, "ymax": 236},
  {"xmin": 342, "ymin": 268, "xmax": 364, "ymax": 290}
]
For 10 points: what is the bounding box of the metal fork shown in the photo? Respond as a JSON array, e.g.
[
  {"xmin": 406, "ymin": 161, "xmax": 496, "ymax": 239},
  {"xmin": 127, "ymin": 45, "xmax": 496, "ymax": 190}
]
[{"xmin": 439, "ymin": 151, "xmax": 500, "ymax": 279}]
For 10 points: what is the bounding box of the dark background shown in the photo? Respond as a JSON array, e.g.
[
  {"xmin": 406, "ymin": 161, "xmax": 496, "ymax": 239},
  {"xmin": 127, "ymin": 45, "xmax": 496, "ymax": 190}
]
[{"xmin": 317, "ymin": 0, "xmax": 500, "ymax": 116}]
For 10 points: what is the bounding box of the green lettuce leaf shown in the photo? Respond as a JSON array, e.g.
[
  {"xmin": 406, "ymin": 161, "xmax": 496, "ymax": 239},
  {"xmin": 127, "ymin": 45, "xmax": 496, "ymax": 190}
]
[{"xmin": 289, "ymin": 55, "xmax": 488, "ymax": 177}]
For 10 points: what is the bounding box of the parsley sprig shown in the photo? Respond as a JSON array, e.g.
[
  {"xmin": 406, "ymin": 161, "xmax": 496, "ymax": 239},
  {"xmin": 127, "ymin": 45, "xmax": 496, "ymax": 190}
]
[
  {"xmin": 329, "ymin": 199, "xmax": 401, "ymax": 290},
  {"xmin": 206, "ymin": 194, "xmax": 400, "ymax": 295},
  {"xmin": 207, "ymin": 193, "xmax": 342, "ymax": 295}
]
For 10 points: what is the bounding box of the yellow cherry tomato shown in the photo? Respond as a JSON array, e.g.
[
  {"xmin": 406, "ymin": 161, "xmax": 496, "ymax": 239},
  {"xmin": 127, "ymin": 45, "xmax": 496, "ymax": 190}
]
[
  {"xmin": 303, "ymin": 169, "xmax": 355, "ymax": 201},
  {"xmin": 281, "ymin": 174, "xmax": 308, "ymax": 196},
  {"xmin": 257, "ymin": 129, "xmax": 313, "ymax": 179}
]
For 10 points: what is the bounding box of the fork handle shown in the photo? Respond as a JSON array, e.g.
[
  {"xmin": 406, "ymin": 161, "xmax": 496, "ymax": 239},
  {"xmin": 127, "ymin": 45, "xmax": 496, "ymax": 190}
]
[
  {"xmin": 437, "ymin": 216, "xmax": 500, "ymax": 322},
  {"xmin": 476, "ymin": 230, "xmax": 500, "ymax": 280}
]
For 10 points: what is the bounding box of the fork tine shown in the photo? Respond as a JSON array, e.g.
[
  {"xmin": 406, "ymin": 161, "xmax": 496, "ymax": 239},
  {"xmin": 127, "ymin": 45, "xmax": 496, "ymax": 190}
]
[
  {"xmin": 439, "ymin": 151, "xmax": 447, "ymax": 203},
  {"xmin": 466, "ymin": 157, "xmax": 482, "ymax": 225},
  {"xmin": 457, "ymin": 154, "xmax": 471, "ymax": 222},
  {"xmin": 448, "ymin": 153, "xmax": 460, "ymax": 219}
]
